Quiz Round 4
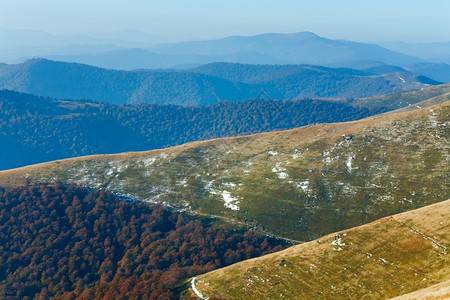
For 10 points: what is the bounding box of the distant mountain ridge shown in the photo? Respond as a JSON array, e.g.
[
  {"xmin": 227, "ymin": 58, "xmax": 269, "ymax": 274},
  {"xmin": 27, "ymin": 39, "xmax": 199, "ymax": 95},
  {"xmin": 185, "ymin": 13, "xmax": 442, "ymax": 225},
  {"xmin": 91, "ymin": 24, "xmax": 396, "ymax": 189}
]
[
  {"xmin": 381, "ymin": 40, "xmax": 450, "ymax": 64},
  {"xmin": 24, "ymin": 31, "xmax": 425, "ymax": 70},
  {"xmin": 150, "ymin": 32, "xmax": 419, "ymax": 66},
  {"xmin": 4, "ymin": 30, "xmax": 450, "ymax": 84},
  {"xmin": 0, "ymin": 27, "xmax": 166, "ymax": 63},
  {"xmin": 0, "ymin": 59, "xmax": 438, "ymax": 105},
  {"xmin": 3, "ymin": 30, "xmax": 450, "ymax": 82}
]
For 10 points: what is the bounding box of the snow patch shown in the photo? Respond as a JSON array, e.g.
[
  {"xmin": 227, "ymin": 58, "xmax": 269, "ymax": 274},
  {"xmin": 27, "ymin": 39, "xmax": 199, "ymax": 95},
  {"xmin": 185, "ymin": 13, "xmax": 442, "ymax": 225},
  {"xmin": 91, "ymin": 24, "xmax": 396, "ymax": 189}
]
[
  {"xmin": 346, "ymin": 156, "xmax": 354, "ymax": 172},
  {"xmin": 221, "ymin": 191, "xmax": 240, "ymax": 211},
  {"xmin": 190, "ymin": 277, "xmax": 208, "ymax": 300},
  {"xmin": 177, "ymin": 178, "xmax": 188, "ymax": 187},
  {"xmin": 332, "ymin": 234, "xmax": 346, "ymax": 251},
  {"xmin": 398, "ymin": 76, "xmax": 406, "ymax": 83},
  {"xmin": 268, "ymin": 150, "xmax": 278, "ymax": 156},
  {"xmin": 142, "ymin": 157, "xmax": 157, "ymax": 167},
  {"xmin": 295, "ymin": 180, "xmax": 310, "ymax": 193},
  {"xmin": 272, "ymin": 163, "xmax": 288, "ymax": 179},
  {"xmin": 223, "ymin": 182, "xmax": 237, "ymax": 188},
  {"xmin": 278, "ymin": 172, "xmax": 289, "ymax": 179}
]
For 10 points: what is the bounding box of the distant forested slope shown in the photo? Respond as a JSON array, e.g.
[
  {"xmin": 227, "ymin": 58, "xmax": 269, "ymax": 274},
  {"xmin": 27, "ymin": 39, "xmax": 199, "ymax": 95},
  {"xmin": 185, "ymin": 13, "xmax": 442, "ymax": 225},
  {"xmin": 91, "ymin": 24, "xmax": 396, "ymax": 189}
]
[
  {"xmin": 0, "ymin": 90, "xmax": 388, "ymax": 170},
  {"xmin": 0, "ymin": 59, "xmax": 438, "ymax": 105},
  {"xmin": 0, "ymin": 182, "xmax": 282, "ymax": 299}
]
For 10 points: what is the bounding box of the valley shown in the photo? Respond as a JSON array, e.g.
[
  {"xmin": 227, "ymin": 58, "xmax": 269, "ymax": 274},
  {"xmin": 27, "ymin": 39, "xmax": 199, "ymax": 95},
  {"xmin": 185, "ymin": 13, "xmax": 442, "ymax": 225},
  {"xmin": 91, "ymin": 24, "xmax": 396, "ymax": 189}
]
[{"xmin": 1, "ymin": 19, "xmax": 449, "ymax": 298}]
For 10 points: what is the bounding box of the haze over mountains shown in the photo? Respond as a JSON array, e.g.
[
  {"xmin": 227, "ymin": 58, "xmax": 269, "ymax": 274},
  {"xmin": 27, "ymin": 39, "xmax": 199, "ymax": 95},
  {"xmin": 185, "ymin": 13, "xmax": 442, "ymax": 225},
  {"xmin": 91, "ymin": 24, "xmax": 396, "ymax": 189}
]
[
  {"xmin": 0, "ymin": 27, "xmax": 166, "ymax": 62},
  {"xmin": 150, "ymin": 32, "xmax": 417, "ymax": 65},
  {"xmin": 0, "ymin": 59, "xmax": 439, "ymax": 106},
  {"xmin": 380, "ymin": 40, "xmax": 450, "ymax": 63},
  {"xmin": 2, "ymin": 30, "xmax": 450, "ymax": 70}
]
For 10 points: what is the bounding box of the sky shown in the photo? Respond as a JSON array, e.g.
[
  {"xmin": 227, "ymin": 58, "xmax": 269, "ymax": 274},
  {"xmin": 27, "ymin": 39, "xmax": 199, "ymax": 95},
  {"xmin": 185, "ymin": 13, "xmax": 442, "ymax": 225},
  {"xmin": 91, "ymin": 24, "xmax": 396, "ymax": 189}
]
[{"xmin": 1, "ymin": 0, "xmax": 449, "ymax": 43}]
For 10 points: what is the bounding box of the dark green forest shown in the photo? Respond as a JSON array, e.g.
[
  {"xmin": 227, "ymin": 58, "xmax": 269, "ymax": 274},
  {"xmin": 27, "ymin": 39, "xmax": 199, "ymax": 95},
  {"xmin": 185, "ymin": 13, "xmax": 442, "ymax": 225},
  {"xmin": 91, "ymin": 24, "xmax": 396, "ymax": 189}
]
[
  {"xmin": 0, "ymin": 90, "xmax": 389, "ymax": 170},
  {"xmin": 0, "ymin": 182, "xmax": 283, "ymax": 299}
]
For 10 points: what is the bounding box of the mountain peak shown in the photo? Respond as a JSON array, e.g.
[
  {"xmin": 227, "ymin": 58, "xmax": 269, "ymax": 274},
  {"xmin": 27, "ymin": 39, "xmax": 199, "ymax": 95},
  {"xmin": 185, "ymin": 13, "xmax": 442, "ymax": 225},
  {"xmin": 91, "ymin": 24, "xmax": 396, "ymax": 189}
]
[{"xmin": 289, "ymin": 31, "xmax": 320, "ymax": 38}]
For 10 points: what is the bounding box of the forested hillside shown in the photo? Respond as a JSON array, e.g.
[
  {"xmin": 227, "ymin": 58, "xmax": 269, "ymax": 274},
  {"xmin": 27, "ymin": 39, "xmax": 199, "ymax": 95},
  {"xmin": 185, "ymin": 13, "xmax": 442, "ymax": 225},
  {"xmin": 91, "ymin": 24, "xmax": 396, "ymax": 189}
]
[
  {"xmin": 3, "ymin": 101, "xmax": 447, "ymax": 242},
  {"xmin": 0, "ymin": 182, "xmax": 283, "ymax": 299},
  {"xmin": 0, "ymin": 59, "xmax": 438, "ymax": 105},
  {"xmin": 0, "ymin": 90, "xmax": 389, "ymax": 170}
]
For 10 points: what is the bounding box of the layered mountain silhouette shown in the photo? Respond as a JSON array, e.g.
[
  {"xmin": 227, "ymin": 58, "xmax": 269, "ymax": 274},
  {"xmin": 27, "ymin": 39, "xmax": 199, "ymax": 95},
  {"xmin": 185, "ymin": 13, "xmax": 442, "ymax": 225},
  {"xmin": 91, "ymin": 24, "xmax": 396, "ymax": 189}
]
[
  {"xmin": 4, "ymin": 31, "xmax": 449, "ymax": 84},
  {"xmin": 0, "ymin": 59, "xmax": 438, "ymax": 105},
  {"xmin": 151, "ymin": 32, "xmax": 418, "ymax": 65},
  {"xmin": 31, "ymin": 32, "xmax": 421, "ymax": 70}
]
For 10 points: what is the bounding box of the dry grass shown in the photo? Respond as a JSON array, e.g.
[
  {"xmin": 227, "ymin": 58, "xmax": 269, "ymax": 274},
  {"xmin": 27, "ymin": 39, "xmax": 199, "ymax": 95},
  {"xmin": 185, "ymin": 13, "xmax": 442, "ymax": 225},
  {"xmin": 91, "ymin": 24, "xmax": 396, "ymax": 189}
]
[
  {"xmin": 190, "ymin": 200, "xmax": 450, "ymax": 299},
  {"xmin": 390, "ymin": 280, "xmax": 450, "ymax": 300}
]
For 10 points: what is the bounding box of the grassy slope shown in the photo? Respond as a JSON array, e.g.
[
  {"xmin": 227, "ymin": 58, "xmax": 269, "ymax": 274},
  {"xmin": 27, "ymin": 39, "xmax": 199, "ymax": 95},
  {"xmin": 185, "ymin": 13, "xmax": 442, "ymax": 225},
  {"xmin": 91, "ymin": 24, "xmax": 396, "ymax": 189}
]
[
  {"xmin": 189, "ymin": 199, "xmax": 450, "ymax": 299},
  {"xmin": 352, "ymin": 83, "xmax": 450, "ymax": 109},
  {"xmin": 0, "ymin": 101, "xmax": 448, "ymax": 242},
  {"xmin": 383, "ymin": 92, "xmax": 450, "ymax": 114},
  {"xmin": 390, "ymin": 279, "xmax": 450, "ymax": 300}
]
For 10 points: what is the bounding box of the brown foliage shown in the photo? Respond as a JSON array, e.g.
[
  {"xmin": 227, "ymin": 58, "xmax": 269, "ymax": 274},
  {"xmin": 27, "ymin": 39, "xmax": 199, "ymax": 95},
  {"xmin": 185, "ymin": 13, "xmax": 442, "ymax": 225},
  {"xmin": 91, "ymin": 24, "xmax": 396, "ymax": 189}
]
[{"xmin": 0, "ymin": 182, "xmax": 283, "ymax": 299}]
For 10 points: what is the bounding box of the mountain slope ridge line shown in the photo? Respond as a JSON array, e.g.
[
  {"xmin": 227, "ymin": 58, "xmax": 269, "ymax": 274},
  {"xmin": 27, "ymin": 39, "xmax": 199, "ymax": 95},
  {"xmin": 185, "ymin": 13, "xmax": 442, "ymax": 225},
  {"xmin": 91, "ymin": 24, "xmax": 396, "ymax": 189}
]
[
  {"xmin": 188, "ymin": 199, "xmax": 450, "ymax": 299},
  {"xmin": 0, "ymin": 100, "xmax": 448, "ymax": 242},
  {"xmin": 1, "ymin": 99, "xmax": 446, "ymax": 174}
]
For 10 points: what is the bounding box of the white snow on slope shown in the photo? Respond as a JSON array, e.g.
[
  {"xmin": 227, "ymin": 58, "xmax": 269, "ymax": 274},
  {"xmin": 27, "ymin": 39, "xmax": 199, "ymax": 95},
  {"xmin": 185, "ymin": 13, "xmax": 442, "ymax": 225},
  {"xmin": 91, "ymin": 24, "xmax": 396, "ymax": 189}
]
[
  {"xmin": 272, "ymin": 163, "xmax": 288, "ymax": 179},
  {"xmin": 191, "ymin": 277, "xmax": 208, "ymax": 300},
  {"xmin": 346, "ymin": 156, "xmax": 353, "ymax": 172},
  {"xmin": 221, "ymin": 191, "xmax": 240, "ymax": 210},
  {"xmin": 142, "ymin": 157, "xmax": 157, "ymax": 167},
  {"xmin": 332, "ymin": 234, "xmax": 346, "ymax": 251},
  {"xmin": 295, "ymin": 180, "xmax": 310, "ymax": 193}
]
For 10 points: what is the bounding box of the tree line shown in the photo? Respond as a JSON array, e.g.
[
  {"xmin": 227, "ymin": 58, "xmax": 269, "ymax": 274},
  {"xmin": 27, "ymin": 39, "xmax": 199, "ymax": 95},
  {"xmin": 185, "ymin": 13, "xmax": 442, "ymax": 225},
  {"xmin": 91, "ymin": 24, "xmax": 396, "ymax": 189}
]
[{"xmin": 0, "ymin": 90, "xmax": 389, "ymax": 170}]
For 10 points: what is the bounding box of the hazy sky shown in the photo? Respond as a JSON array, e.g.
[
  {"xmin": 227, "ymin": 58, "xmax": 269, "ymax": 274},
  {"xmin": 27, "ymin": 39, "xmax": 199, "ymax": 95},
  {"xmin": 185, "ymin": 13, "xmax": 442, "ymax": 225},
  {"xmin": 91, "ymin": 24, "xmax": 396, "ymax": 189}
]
[{"xmin": 1, "ymin": 0, "xmax": 449, "ymax": 42}]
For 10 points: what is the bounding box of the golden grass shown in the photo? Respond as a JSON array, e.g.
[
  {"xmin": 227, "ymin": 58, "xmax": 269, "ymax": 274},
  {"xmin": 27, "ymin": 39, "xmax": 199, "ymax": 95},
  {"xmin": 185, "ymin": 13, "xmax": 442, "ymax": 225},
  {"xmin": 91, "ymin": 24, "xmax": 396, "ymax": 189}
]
[
  {"xmin": 390, "ymin": 280, "xmax": 450, "ymax": 300},
  {"xmin": 191, "ymin": 199, "xmax": 450, "ymax": 299}
]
